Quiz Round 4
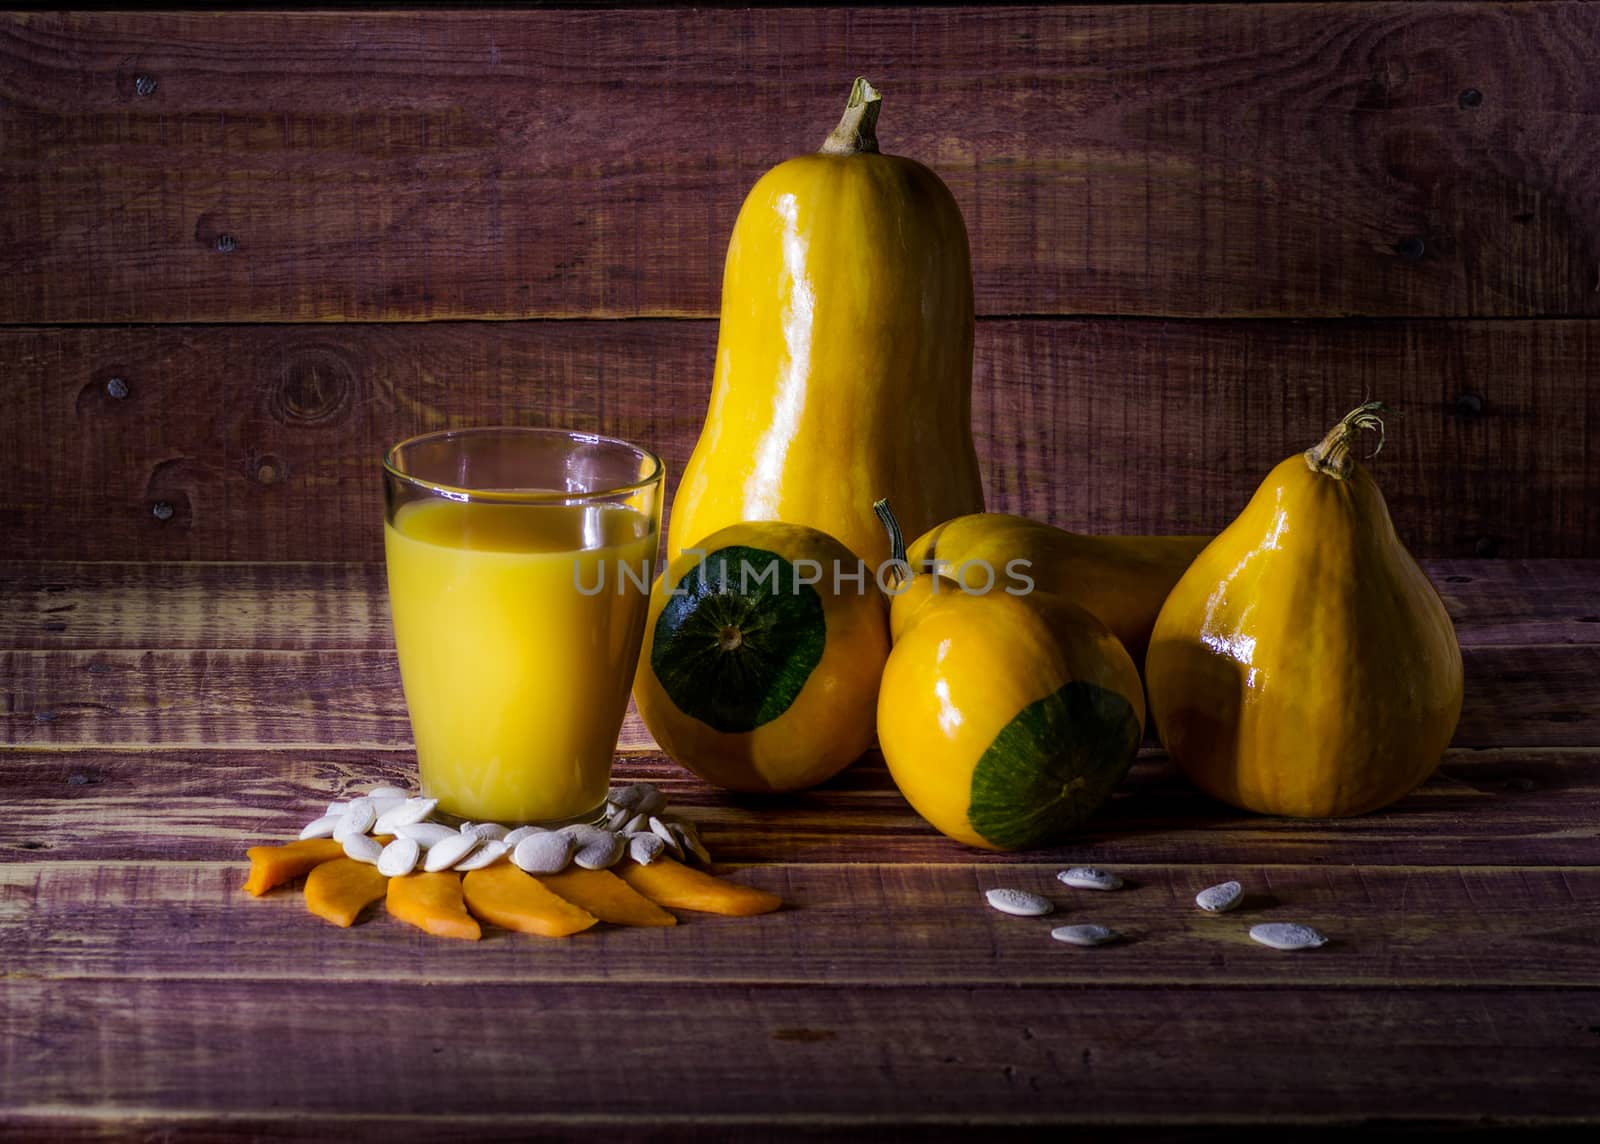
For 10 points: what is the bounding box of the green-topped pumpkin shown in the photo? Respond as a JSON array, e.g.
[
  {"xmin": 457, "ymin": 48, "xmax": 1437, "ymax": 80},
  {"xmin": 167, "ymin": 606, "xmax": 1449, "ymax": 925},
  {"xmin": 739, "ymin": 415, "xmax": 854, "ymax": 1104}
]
[
  {"xmin": 874, "ymin": 502, "xmax": 1145, "ymax": 850},
  {"xmin": 633, "ymin": 521, "xmax": 890, "ymax": 792}
]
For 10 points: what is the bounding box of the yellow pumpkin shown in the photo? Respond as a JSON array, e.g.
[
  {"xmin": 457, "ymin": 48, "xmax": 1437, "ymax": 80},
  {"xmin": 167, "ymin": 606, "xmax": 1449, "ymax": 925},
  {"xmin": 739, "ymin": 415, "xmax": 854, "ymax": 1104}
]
[
  {"xmin": 667, "ymin": 78, "xmax": 983, "ymax": 568},
  {"xmin": 875, "ymin": 505, "xmax": 1145, "ymax": 851},
  {"xmin": 1145, "ymin": 403, "xmax": 1464, "ymax": 818},
  {"xmin": 901, "ymin": 512, "xmax": 1209, "ymax": 664},
  {"xmin": 634, "ymin": 521, "xmax": 889, "ymax": 793}
]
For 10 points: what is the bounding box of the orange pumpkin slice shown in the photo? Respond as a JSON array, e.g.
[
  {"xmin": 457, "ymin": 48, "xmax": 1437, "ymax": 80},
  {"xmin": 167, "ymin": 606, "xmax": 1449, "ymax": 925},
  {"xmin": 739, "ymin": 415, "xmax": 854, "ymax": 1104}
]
[
  {"xmin": 386, "ymin": 871, "xmax": 481, "ymax": 941},
  {"xmin": 304, "ymin": 858, "xmax": 388, "ymax": 928},
  {"xmin": 462, "ymin": 864, "xmax": 598, "ymax": 938},
  {"xmin": 535, "ymin": 866, "xmax": 677, "ymax": 928},
  {"xmin": 618, "ymin": 857, "xmax": 782, "ymax": 917},
  {"xmin": 242, "ymin": 839, "xmax": 346, "ymax": 897}
]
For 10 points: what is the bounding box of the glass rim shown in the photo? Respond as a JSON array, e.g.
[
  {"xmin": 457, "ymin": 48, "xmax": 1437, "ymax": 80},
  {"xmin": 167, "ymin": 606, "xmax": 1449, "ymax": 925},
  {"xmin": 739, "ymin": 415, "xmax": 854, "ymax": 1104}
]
[{"xmin": 382, "ymin": 426, "xmax": 664, "ymax": 505}]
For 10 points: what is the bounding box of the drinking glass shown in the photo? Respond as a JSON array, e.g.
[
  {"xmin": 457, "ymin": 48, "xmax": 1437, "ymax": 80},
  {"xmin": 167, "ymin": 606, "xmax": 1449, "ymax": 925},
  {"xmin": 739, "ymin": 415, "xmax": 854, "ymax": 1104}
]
[{"xmin": 382, "ymin": 427, "xmax": 663, "ymax": 826}]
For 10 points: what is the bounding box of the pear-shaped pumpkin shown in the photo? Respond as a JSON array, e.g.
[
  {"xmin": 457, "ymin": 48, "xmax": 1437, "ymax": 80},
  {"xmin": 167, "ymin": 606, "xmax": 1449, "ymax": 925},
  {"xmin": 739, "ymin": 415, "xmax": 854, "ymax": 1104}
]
[{"xmin": 1146, "ymin": 403, "xmax": 1463, "ymax": 818}]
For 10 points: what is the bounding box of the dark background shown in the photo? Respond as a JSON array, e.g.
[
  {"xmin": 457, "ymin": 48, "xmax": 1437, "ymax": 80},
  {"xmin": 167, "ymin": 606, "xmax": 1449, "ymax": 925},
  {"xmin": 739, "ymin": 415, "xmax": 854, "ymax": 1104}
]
[{"xmin": 5, "ymin": 6, "xmax": 1597, "ymax": 561}]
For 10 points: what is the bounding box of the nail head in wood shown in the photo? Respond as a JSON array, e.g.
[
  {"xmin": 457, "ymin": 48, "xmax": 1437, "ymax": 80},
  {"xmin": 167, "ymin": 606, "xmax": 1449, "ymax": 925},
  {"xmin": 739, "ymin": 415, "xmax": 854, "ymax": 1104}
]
[
  {"xmin": 134, "ymin": 74, "xmax": 157, "ymax": 97},
  {"xmin": 106, "ymin": 377, "xmax": 130, "ymax": 399},
  {"xmin": 151, "ymin": 501, "xmax": 175, "ymax": 522},
  {"xmin": 214, "ymin": 234, "xmax": 238, "ymax": 254},
  {"xmin": 1458, "ymin": 88, "xmax": 1483, "ymax": 109},
  {"xmin": 1455, "ymin": 392, "xmax": 1484, "ymax": 417},
  {"xmin": 1396, "ymin": 236, "xmax": 1426, "ymax": 260}
]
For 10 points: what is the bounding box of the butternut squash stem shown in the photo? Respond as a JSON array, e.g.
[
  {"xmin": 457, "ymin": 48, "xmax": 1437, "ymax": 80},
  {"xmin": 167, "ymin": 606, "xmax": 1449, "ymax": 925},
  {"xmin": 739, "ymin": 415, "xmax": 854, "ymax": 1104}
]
[
  {"xmin": 873, "ymin": 498, "xmax": 910, "ymax": 588},
  {"xmin": 820, "ymin": 77, "xmax": 882, "ymax": 155},
  {"xmin": 1304, "ymin": 400, "xmax": 1391, "ymax": 480}
]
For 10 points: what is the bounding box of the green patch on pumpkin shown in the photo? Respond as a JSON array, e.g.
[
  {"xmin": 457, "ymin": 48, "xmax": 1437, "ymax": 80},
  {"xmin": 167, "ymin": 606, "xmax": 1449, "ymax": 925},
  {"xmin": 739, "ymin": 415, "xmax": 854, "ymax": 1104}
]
[
  {"xmin": 651, "ymin": 544, "xmax": 827, "ymax": 734},
  {"xmin": 967, "ymin": 680, "xmax": 1141, "ymax": 850}
]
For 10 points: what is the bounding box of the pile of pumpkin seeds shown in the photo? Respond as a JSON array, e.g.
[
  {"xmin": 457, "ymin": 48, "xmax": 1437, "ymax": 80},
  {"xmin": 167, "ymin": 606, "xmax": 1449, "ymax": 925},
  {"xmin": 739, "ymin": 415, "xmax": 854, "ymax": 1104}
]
[
  {"xmin": 300, "ymin": 781, "xmax": 709, "ymax": 879},
  {"xmin": 985, "ymin": 868, "xmax": 1329, "ymax": 951}
]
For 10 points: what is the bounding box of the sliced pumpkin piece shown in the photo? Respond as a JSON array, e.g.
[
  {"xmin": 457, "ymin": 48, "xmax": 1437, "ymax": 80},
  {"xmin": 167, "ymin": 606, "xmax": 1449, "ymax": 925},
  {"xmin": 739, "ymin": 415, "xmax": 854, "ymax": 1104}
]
[
  {"xmin": 462, "ymin": 864, "xmax": 598, "ymax": 938},
  {"xmin": 617, "ymin": 857, "xmax": 782, "ymax": 917},
  {"xmin": 242, "ymin": 839, "xmax": 346, "ymax": 897},
  {"xmin": 386, "ymin": 871, "xmax": 481, "ymax": 941},
  {"xmin": 304, "ymin": 857, "xmax": 388, "ymax": 928},
  {"xmin": 535, "ymin": 866, "xmax": 677, "ymax": 928}
]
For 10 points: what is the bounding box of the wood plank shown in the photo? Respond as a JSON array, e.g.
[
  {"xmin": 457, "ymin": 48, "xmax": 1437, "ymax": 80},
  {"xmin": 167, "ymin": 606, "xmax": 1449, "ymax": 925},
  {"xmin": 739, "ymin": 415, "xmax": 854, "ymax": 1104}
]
[
  {"xmin": 5, "ymin": 859, "xmax": 1599, "ymax": 988},
  {"xmin": 2, "ymin": 979, "xmax": 1597, "ymax": 1125},
  {"xmin": 6, "ymin": 643, "xmax": 1593, "ymax": 750},
  {"xmin": 3, "ymin": 7, "xmax": 1598, "ymax": 321},
  {"xmin": 6, "ymin": 319, "xmax": 1599, "ymax": 562},
  {"xmin": 7, "ymin": 748, "xmax": 1600, "ymax": 868},
  {"xmin": 6, "ymin": 559, "xmax": 1597, "ymax": 651}
]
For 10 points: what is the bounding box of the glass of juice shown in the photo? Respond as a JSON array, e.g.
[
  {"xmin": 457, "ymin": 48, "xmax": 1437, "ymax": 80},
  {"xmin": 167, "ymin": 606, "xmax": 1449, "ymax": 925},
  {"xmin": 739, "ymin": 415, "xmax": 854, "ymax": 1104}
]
[{"xmin": 382, "ymin": 427, "xmax": 664, "ymax": 827}]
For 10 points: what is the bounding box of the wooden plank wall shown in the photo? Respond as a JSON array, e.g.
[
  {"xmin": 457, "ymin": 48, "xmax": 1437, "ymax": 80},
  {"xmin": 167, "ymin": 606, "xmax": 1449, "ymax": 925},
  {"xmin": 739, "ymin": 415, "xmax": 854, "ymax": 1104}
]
[{"xmin": 2, "ymin": 6, "xmax": 1598, "ymax": 559}]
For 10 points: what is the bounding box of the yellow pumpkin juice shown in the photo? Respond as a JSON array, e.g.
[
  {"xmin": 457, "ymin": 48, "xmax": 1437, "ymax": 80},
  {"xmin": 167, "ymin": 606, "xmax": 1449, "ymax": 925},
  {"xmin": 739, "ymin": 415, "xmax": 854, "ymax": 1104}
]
[{"xmin": 384, "ymin": 499, "xmax": 656, "ymax": 824}]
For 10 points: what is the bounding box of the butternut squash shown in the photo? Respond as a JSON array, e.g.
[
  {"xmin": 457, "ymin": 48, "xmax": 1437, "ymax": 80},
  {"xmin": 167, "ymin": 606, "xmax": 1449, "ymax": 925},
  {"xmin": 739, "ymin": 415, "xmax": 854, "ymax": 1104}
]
[
  {"xmin": 667, "ymin": 78, "xmax": 983, "ymax": 568},
  {"xmin": 901, "ymin": 512, "xmax": 1209, "ymax": 666},
  {"xmin": 1146, "ymin": 403, "xmax": 1464, "ymax": 818}
]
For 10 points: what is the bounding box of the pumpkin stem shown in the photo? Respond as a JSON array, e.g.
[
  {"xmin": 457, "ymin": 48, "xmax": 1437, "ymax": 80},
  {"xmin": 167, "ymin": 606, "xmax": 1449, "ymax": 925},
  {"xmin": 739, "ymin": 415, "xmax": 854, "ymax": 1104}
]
[
  {"xmin": 1304, "ymin": 401, "xmax": 1391, "ymax": 479},
  {"xmin": 820, "ymin": 77, "xmax": 882, "ymax": 155},
  {"xmin": 873, "ymin": 498, "xmax": 909, "ymax": 587}
]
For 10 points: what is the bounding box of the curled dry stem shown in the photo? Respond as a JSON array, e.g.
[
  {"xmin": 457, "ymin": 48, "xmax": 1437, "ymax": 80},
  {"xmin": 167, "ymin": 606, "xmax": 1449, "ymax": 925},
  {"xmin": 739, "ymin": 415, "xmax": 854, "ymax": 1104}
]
[{"xmin": 1305, "ymin": 400, "xmax": 1394, "ymax": 479}]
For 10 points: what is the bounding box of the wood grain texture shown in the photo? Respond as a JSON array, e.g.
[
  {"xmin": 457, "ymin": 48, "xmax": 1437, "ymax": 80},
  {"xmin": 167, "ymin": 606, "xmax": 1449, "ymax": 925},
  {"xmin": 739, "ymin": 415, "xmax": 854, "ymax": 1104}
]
[
  {"xmin": 2, "ymin": 6, "xmax": 1597, "ymax": 322},
  {"xmin": 2, "ymin": 979, "xmax": 1597, "ymax": 1126},
  {"xmin": 6, "ymin": 320, "xmax": 1598, "ymax": 561},
  {"xmin": 7, "ymin": 747, "xmax": 1600, "ymax": 867},
  {"xmin": 5, "ymin": 643, "xmax": 1594, "ymax": 750},
  {"xmin": 6, "ymin": 558, "xmax": 1597, "ymax": 650},
  {"xmin": 5, "ymin": 858, "xmax": 1599, "ymax": 988}
]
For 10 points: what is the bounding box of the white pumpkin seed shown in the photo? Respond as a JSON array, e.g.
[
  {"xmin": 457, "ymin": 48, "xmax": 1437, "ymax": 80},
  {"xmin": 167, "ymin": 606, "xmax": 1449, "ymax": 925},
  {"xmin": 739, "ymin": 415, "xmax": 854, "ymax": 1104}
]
[
  {"xmin": 501, "ymin": 825, "xmax": 545, "ymax": 848},
  {"xmin": 605, "ymin": 805, "xmax": 632, "ymax": 831},
  {"xmin": 342, "ymin": 833, "xmax": 384, "ymax": 865},
  {"xmin": 1051, "ymin": 924, "xmax": 1121, "ymax": 947},
  {"xmin": 608, "ymin": 787, "xmax": 640, "ymax": 810},
  {"xmin": 636, "ymin": 788, "xmax": 667, "ymax": 817},
  {"xmin": 985, "ymin": 888, "xmax": 1053, "ymax": 917},
  {"xmin": 373, "ymin": 797, "xmax": 438, "ymax": 834},
  {"xmin": 298, "ymin": 814, "xmax": 341, "ymax": 841},
  {"xmin": 622, "ymin": 812, "xmax": 648, "ymax": 834},
  {"xmin": 366, "ymin": 785, "xmax": 409, "ymax": 800},
  {"xmin": 423, "ymin": 832, "xmax": 479, "ymax": 872},
  {"xmin": 574, "ymin": 832, "xmax": 625, "ymax": 870},
  {"xmin": 512, "ymin": 831, "xmax": 575, "ymax": 875},
  {"xmin": 460, "ymin": 821, "xmax": 508, "ymax": 842},
  {"xmin": 673, "ymin": 822, "xmax": 711, "ymax": 865},
  {"xmin": 334, "ymin": 798, "xmax": 377, "ymax": 841},
  {"xmin": 392, "ymin": 821, "xmax": 458, "ymax": 848},
  {"xmin": 1195, "ymin": 881, "xmax": 1244, "ymax": 914},
  {"xmin": 648, "ymin": 816, "xmax": 684, "ymax": 860},
  {"xmin": 1056, "ymin": 867, "xmax": 1123, "ymax": 891},
  {"xmin": 628, "ymin": 832, "xmax": 665, "ymax": 865},
  {"xmin": 324, "ymin": 799, "xmax": 347, "ymax": 818},
  {"xmin": 1249, "ymin": 922, "xmax": 1328, "ymax": 951},
  {"xmin": 366, "ymin": 797, "xmax": 408, "ymax": 818},
  {"xmin": 611, "ymin": 783, "xmax": 654, "ymax": 811},
  {"xmin": 452, "ymin": 839, "xmax": 509, "ymax": 872},
  {"xmin": 560, "ymin": 823, "xmax": 612, "ymax": 845},
  {"xmin": 377, "ymin": 837, "xmax": 421, "ymax": 877}
]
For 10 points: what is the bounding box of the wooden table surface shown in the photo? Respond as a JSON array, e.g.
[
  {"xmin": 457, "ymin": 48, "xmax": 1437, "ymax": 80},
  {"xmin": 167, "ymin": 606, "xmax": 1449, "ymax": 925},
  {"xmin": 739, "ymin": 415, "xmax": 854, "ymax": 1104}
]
[{"xmin": 3, "ymin": 557, "xmax": 1598, "ymax": 1137}]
